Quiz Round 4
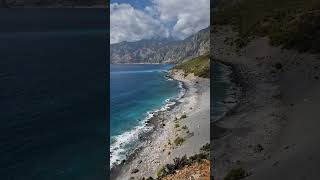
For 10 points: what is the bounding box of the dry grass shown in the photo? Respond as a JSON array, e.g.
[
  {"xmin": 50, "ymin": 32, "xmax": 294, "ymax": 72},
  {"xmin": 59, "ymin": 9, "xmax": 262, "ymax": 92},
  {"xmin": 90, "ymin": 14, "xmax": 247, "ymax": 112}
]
[{"xmin": 162, "ymin": 160, "xmax": 210, "ymax": 180}]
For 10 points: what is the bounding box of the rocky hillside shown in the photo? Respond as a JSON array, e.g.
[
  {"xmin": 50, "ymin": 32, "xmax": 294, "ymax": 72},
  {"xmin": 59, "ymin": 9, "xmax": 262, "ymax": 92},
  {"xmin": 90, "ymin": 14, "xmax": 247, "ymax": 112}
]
[
  {"xmin": 162, "ymin": 160, "xmax": 210, "ymax": 180},
  {"xmin": 213, "ymin": 0, "xmax": 320, "ymax": 53},
  {"xmin": 110, "ymin": 27, "xmax": 209, "ymax": 64},
  {"xmin": 173, "ymin": 55, "xmax": 210, "ymax": 78}
]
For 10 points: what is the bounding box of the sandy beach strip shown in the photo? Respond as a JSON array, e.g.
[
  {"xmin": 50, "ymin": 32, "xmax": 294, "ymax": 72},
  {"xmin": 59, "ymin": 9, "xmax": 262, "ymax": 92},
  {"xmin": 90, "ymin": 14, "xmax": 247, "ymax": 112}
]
[{"xmin": 111, "ymin": 69, "xmax": 210, "ymax": 180}]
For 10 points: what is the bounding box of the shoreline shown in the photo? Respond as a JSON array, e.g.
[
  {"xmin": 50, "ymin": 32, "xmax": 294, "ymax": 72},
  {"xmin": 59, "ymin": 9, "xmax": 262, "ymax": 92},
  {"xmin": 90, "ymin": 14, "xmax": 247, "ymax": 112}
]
[
  {"xmin": 211, "ymin": 60, "xmax": 243, "ymax": 140},
  {"xmin": 212, "ymin": 61, "xmax": 243, "ymax": 122},
  {"xmin": 110, "ymin": 70, "xmax": 186, "ymax": 170},
  {"xmin": 212, "ymin": 25, "xmax": 320, "ymax": 180},
  {"xmin": 212, "ymin": 59, "xmax": 282, "ymax": 180},
  {"xmin": 111, "ymin": 69, "xmax": 210, "ymax": 179},
  {"xmin": 212, "ymin": 25, "xmax": 284, "ymax": 179}
]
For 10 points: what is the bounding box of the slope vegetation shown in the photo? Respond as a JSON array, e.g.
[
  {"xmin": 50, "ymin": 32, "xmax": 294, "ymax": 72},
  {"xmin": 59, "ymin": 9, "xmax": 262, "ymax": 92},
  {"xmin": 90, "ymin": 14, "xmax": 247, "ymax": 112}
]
[
  {"xmin": 173, "ymin": 55, "xmax": 210, "ymax": 78},
  {"xmin": 214, "ymin": 0, "xmax": 320, "ymax": 52}
]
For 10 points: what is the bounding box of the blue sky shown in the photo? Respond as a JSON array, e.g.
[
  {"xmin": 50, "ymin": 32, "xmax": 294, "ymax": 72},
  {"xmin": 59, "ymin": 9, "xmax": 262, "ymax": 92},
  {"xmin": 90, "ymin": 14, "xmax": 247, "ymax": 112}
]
[
  {"xmin": 110, "ymin": 0, "xmax": 210, "ymax": 44},
  {"xmin": 111, "ymin": 0, "xmax": 151, "ymax": 9}
]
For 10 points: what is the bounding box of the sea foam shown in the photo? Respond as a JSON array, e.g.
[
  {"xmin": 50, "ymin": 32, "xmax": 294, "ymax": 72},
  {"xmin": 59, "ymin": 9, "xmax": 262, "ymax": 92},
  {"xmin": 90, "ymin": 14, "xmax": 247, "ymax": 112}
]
[{"xmin": 110, "ymin": 73, "xmax": 186, "ymax": 169}]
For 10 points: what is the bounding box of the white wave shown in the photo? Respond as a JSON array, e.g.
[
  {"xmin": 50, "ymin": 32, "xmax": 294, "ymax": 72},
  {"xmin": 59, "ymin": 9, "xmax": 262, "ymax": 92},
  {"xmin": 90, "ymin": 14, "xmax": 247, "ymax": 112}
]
[
  {"xmin": 110, "ymin": 73, "xmax": 186, "ymax": 168},
  {"xmin": 177, "ymin": 81, "xmax": 186, "ymax": 100},
  {"xmin": 110, "ymin": 119, "xmax": 154, "ymax": 168},
  {"xmin": 110, "ymin": 99, "xmax": 179, "ymax": 168}
]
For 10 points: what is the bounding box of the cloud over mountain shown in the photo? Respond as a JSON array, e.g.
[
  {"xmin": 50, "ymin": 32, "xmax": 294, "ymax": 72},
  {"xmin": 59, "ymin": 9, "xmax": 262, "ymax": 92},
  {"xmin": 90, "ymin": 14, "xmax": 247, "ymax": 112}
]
[
  {"xmin": 153, "ymin": 0, "xmax": 210, "ymax": 39},
  {"xmin": 110, "ymin": 0, "xmax": 209, "ymax": 44},
  {"xmin": 110, "ymin": 3, "xmax": 168, "ymax": 44}
]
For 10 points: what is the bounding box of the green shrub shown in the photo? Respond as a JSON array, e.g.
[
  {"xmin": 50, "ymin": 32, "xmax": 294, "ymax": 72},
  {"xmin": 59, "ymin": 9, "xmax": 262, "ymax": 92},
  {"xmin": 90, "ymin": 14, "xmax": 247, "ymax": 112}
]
[
  {"xmin": 180, "ymin": 114, "xmax": 187, "ymax": 119},
  {"xmin": 157, "ymin": 153, "xmax": 209, "ymax": 178},
  {"xmin": 174, "ymin": 136, "xmax": 185, "ymax": 146},
  {"xmin": 166, "ymin": 155, "xmax": 190, "ymax": 174},
  {"xmin": 200, "ymin": 143, "xmax": 210, "ymax": 153},
  {"xmin": 189, "ymin": 153, "xmax": 208, "ymax": 163},
  {"xmin": 156, "ymin": 165, "xmax": 167, "ymax": 178},
  {"xmin": 174, "ymin": 122, "xmax": 180, "ymax": 128},
  {"xmin": 182, "ymin": 125, "xmax": 188, "ymax": 130},
  {"xmin": 224, "ymin": 168, "xmax": 246, "ymax": 180}
]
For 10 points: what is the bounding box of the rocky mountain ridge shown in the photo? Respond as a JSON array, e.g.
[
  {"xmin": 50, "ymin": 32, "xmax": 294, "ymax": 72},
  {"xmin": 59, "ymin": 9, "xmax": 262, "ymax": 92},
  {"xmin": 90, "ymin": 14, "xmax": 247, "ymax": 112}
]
[{"xmin": 110, "ymin": 27, "xmax": 209, "ymax": 64}]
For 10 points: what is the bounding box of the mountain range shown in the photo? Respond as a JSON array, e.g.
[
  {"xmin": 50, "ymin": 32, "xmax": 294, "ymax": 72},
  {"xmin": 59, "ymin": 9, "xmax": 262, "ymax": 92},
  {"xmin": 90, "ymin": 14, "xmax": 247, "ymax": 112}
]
[{"xmin": 110, "ymin": 27, "xmax": 210, "ymax": 64}]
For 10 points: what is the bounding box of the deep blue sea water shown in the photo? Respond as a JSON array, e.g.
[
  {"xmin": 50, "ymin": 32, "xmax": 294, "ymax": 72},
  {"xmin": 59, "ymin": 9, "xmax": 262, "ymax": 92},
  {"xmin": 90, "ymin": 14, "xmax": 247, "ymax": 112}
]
[
  {"xmin": 110, "ymin": 64, "xmax": 181, "ymax": 167},
  {"xmin": 0, "ymin": 9, "xmax": 107, "ymax": 180}
]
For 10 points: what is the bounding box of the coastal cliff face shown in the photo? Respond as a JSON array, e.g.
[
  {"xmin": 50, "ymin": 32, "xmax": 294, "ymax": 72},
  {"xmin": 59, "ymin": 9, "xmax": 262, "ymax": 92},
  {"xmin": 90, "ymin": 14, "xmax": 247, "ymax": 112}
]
[{"xmin": 110, "ymin": 27, "xmax": 209, "ymax": 64}]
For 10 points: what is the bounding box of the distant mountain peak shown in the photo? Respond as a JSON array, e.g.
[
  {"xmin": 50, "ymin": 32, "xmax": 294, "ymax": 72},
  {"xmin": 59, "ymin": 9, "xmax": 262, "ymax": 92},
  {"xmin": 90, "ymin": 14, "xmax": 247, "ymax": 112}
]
[{"xmin": 111, "ymin": 27, "xmax": 209, "ymax": 64}]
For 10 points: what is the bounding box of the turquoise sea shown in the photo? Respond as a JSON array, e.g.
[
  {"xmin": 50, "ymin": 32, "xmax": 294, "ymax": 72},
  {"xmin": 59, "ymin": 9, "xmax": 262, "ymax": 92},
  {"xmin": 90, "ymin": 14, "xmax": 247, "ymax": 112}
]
[
  {"xmin": 110, "ymin": 64, "xmax": 182, "ymax": 167},
  {"xmin": 110, "ymin": 62, "xmax": 235, "ymax": 167}
]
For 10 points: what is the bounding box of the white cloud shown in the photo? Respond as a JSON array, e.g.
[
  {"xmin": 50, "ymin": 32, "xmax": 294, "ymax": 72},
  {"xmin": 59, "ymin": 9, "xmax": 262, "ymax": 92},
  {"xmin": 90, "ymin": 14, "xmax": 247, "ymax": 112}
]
[
  {"xmin": 153, "ymin": 0, "xmax": 210, "ymax": 39},
  {"xmin": 110, "ymin": 0, "xmax": 210, "ymax": 43},
  {"xmin": 110, "ymin": 3, "xmax": 168, "ymax": 44}
]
